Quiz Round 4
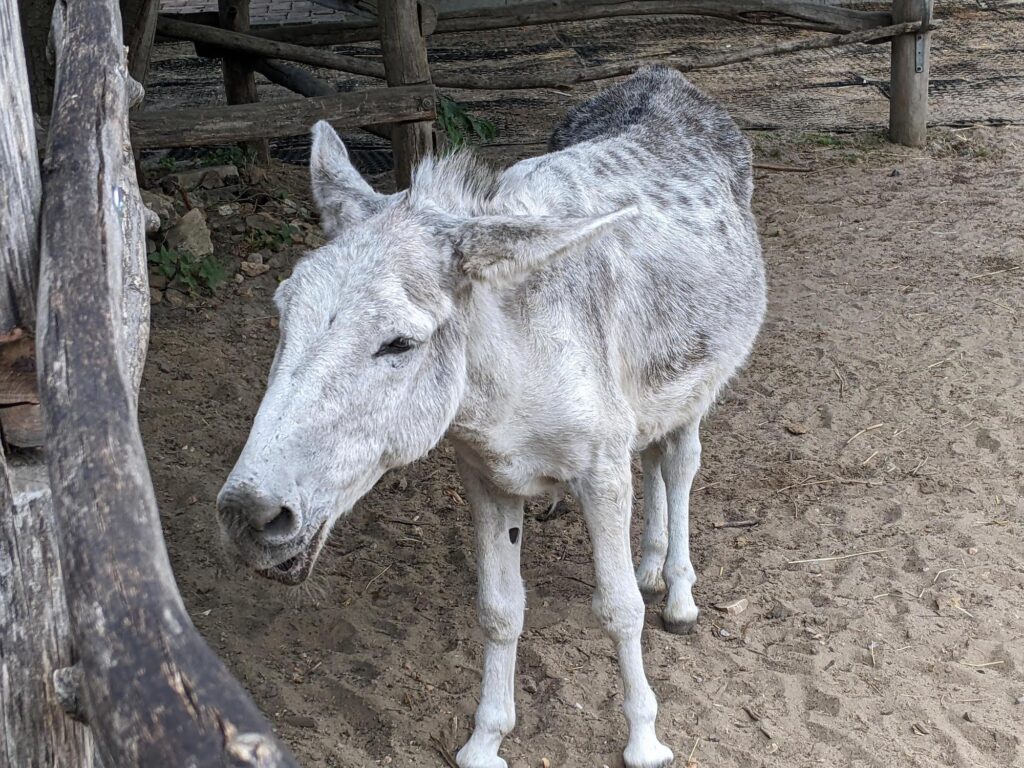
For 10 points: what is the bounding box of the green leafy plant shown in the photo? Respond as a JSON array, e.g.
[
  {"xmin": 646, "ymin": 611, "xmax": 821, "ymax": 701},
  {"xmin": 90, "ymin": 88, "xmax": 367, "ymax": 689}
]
[
  {"xmin": 246, "ymin": 222, "xmax": 297, "ymax": 251},
  {"xmin": 149, "ymin": 246, "xmax": 227, "ymax": 295},
  {"xmin": 199, "ymin": 146, "xmax": 256, "ymax": 167},
  {"xmin": 158, "ymin": 155, "xmax": 177, "ymax": 171},
  {"xmin": 436, "ymin": 95, "xmax": 497, "ymax": 151}
]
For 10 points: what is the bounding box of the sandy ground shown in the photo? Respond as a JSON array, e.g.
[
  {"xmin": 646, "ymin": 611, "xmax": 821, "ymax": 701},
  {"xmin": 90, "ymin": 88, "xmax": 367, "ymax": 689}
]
[{"xmin": 140, "ymin": 119, "xmax": 1024, "ymax": 768}]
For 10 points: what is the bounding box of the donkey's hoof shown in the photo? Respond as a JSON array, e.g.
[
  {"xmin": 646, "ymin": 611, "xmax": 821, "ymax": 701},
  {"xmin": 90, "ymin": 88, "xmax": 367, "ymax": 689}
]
[
  {"xmin": 624, "ymin": 739, "xmax": 674, "ymax": 768},
  {"xmin": 661, "ymin": 615, "xmax": 698, "ymax": 635}
]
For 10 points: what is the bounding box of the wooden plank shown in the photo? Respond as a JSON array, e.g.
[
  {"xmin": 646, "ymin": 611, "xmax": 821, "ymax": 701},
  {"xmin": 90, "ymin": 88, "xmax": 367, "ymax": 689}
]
[
  {"xmin": 889, "ymin": 0, "xmax": 932, "ymax": 147},
  {"xmin": 218, "ymin": 0, "xmax": 269, "ymax": 163},
  {"xmin": 379, "ymin": 0, "xmax": 433, "ymax": 188},
  {"xmin": 130, "ymin": 84, "xmax": 433, "ymax": 147},
  {"xmin": 157, "ymin": 15, "xmax": 386, "ymax": 78},
  {"xmin": 241, "ymin": 0, "xmax": 893, "ymax": 45},
  {"xmin": 37, "ymin": 0, "xmax": 299, "ymax": 764},
  {"xmin": 1, "ymin": 0, "xmax": 41, "ymax": 337}
]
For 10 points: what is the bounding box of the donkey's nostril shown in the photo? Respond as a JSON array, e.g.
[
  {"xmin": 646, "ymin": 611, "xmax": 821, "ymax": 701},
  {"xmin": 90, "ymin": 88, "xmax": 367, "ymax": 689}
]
[{"xmin": 261, "ymin": 505, "xmax": 298, "ymax": 537}]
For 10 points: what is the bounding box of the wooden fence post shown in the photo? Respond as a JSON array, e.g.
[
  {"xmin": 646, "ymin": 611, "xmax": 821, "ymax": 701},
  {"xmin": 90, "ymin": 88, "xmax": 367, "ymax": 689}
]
[
  {"xmin": 889, "ymin": 0, "xmax": 932, "ymax": 147},
  {"xmin": 1, "ymin": 1, "xmax": 95, "ymax": 765},
  {"xmin": 379, "ymin": 0, "xmax": 435, "ymax": 188},
  {"xmin": 218, "ymin": 0, "xmax": 270, "ymax": 163}
]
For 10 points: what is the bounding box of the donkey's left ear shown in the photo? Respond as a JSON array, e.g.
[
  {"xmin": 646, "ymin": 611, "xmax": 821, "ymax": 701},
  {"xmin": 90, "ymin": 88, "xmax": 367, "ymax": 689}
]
[
  {"xmin": 310, "ymin": 121, "xmax": 387, "ymax": 238},
  {"xmin": 451, "ymin": 207, "xmax": 637, "ymax": 286}
]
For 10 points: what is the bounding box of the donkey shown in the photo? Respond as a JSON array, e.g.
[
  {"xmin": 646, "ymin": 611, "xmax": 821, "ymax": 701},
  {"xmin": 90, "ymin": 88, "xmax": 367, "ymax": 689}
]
[{"xmin": 217, "ymin": 67, "xmax": 766, "ymax": 768}]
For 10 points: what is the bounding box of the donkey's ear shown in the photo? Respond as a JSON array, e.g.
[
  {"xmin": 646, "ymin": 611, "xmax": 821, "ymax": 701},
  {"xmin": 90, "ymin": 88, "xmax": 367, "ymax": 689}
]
[
  {"xmin": 310, "ymin": 121, "xmax": 386, "ymax": 238},
  {"xmin": 451, "ymin": 207, "xmax": 636, "ymax": 285}
]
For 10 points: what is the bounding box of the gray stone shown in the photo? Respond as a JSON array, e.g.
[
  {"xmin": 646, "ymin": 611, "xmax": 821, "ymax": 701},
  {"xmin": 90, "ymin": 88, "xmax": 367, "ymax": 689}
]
[
  {"xmin": 164, "ymin": 165, "xmax": 238, "ymax": 192},
  {"xmin": 164, "ymin": 208, "xmax": 213, "ymax": 258},
  {"xmin": 141, "ymin": 189, "xmax": 177, "ymax": 230}
]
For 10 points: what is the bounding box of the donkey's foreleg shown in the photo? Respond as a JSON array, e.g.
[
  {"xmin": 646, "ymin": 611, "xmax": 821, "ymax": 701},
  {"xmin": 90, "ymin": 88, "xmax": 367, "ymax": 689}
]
[
  {"xmin": 573, "ymin": 463, "xmax": 673, "ymax": 768},
  {"xmin": 661, "ymin": 422, "xmax": 702, "ymax": 634},
  {"xmin": 456, "ymin": 463, "xmax": 525, "ymax": 768},
  {"xmin": 635, "ymin": 444, "xmax": 668, "ymax": 604}
]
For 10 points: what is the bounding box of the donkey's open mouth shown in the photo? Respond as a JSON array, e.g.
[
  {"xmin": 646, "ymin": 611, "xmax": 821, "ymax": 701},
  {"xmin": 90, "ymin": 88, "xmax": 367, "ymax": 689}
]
[{"xmin": 257, "ymin": 522, "xmax": 328, "ymax": 585}]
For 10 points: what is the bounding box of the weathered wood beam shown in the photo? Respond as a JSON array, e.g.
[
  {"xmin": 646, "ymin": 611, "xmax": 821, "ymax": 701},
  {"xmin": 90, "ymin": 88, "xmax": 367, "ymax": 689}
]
[
  {"xmin": 36, "ymin": 0, "xmax": 300, "ymax": 764},
  {"xmin": 122, "ymin": 0, "xmax": 160, "ymax": 85},
  {"xmin": 156, "ymin": 15, "xmax": 386, "ymax": 78},
  {"xmin": 889, "ymin": 0, "xmax": 932, "ymax": 147},
  {"xmin": 218, "ymin": 0, "xmax": 270, "ymax": 162},
  {"xmin": 1, "ymin": 1, "xmax": 94, "ymax": 765},
  {"xmin": 251, "ymin": 59, "xmax": 394, "ymax": 141},
  {"xmin": 130, "ymin": 83, "xmax": 432, "ymax": 148},
  {"xmin": 1, "ymin": 0, "xmax": 41, "ymax": 337},
  {"xmin": 379, "ymin": 0, "xmax": 433, "ymax": 188},
  {"xmin": 433, "ymin": 19, "xmax": 938, "ymax": 90},
  {"xmin": 239, "ymin": 0, "xmax": 893, "ymax": 45}
]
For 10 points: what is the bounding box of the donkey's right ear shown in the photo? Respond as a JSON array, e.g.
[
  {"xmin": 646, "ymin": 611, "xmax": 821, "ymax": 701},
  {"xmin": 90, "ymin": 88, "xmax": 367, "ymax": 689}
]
[{"xmin": 310, "ymin": 121, "xmax": 386, "ymax": 238}]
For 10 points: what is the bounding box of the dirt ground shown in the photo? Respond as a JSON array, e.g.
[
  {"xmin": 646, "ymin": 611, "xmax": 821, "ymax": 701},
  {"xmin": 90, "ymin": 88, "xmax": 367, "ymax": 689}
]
[{"xmin": 138, "ymin": 8, "xmax": 1024, "ymax": 764}]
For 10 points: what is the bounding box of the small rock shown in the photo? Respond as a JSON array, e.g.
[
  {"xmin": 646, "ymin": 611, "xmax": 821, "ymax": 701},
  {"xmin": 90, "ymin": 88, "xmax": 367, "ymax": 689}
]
[
  {"xmin": 141, "ymin": 189, "xmax": 177, "ymax": 229},
  {"xmin": 714, "ymin": 598, "xmax": 749, "ymax": 616},
  {"xmin": 541, "ymin": 759, "xmax": 550, "ymax": 768},
  {"xmin": 217, "ymin": 203, "xmax": 239, "ymax": 217},
  {"xmin": 165, "ymin": 289, "xmax": 188, "ymax": 307},
  {"xmin": 164, "ymin": 165, "xmax": 237, "ymax": 192},
  {"xmin": 149, "ymin": 272, "xmax": 169, "ymax": 290},
  {"xmin": 281, "ymin": 714, "xmax": 317, "ymax": 729},
  {"xmin": 785, "ymin": 422, "xmax": 808, "ymax": 435},
  {"xmin": 766, "ymin": 600, "xmax": 793, "ymax": 620},
  {"xmin": 967, "ymin": 547, "xmax": 978, "ymax": 555},
  {"xmin": 890, "ymin": 169, "xmax": 901, "ymax": 177},
  {"xmin": 240, "ymin": 261, "xmax": 270, "ymax": 277},
  {"xmin": 249, "ymin": 251, "xmax": 265, "ymax": 265},
  {"xmin": 149, "ymin": 288, "xmax": 163, "ymax": 305},
  {"xmin": 963, "ymin": 711, "xmax": 975, "ymax": 723},
  {"xmin": 719, "ymin": 628, "xmax": 732, "ymax": 638},
  {"xmin": 146, "ymin": 238, "xmax": 158, "ymax": 254},
  {"xmin": 1015, "ymin": 695, "xmax": 1024, "ymax": 705},
  {"xmin": 234, "ymin": 273, "xmax": 244, "ymax": 284},
  {"xmin": 521, "ymin": 676, "xmax": 538, "ymax": 694},
  {"xmin": 164, "ymin": 208, "xmax": 213, "ymax": 258},
  {"xmin": 246, "ymin": 212, "xmax": 281, "ymax": 232}
]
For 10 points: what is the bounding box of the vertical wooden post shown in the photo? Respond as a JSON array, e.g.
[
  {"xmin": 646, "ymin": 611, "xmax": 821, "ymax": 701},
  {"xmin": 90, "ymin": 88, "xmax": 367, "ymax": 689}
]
[
  {"xmin": 889, "ymin": 0, "xmax": 932, "ymax": 147},
  {"xmin": 379, "ymin": 0, "xmax": 434, "ymax": 189},
  {"xmin": 217, "ymin": 0, "xmax": 270, "ymax": 163}
]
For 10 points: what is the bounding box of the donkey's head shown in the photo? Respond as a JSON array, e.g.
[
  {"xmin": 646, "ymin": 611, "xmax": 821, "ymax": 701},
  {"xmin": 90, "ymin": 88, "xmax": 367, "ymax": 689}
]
[{"xmin": 217, "ymin": 122, "xmax": 632, "ymax": 584}]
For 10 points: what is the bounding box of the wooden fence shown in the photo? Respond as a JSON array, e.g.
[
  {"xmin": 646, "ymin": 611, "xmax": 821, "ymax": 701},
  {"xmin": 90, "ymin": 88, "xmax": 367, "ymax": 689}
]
[{"xmin": 1, "ymin": 0, "xmax": 934, "ymax": 765}]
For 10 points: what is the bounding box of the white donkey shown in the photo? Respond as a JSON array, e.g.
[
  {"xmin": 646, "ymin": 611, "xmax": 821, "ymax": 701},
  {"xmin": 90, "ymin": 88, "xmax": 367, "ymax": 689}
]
[{"xmin": 218, "ymin": 67, "xmax": 766, "ymax": 768}]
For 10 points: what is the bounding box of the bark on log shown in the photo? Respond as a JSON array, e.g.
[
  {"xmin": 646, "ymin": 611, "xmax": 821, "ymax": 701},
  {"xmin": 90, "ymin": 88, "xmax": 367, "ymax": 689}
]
[
  {"xmin": 157, "ymin": 15, "xmax": 386, "ymax": 78},
  {"xmin": 35, "ymin": 0, "xmax": 300, "ymax": 765},
  {"xmin": 379, "ymin": 0, "xmax": 434, "ymax": 188},
  {"xmin": 130, "ymin": 84, "xmax": 434, "ymax": 148},
  {"xmin": 240, "ymin": 0, "xmax": 893, "ymax": 45},
  {"xmin": 1, "ymin": 0, "xmax": 42, "ymax": 337}
]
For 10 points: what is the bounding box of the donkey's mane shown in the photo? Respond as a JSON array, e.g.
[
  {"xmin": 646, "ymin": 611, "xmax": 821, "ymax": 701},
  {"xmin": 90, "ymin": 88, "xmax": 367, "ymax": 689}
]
[{"xmin": 409, "ymin": 151, "xmax": 503, "ymax": 217}]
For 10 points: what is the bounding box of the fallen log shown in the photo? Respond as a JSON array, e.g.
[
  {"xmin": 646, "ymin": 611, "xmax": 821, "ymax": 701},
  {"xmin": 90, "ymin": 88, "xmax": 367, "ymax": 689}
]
[{"xmin": 130, "ymin": 83, "xmax": 434, "ymax": 148}]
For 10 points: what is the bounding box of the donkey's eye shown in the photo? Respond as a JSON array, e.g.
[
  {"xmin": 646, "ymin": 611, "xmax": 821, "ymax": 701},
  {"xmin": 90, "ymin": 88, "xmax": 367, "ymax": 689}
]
[{"xmin": 375, "ymin": 336, "xmax": 416, "ymax": 357}]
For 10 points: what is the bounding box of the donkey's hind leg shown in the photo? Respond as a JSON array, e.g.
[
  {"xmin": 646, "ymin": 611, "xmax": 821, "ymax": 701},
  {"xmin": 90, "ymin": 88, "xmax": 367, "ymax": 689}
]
[
  {"xmin": 660, "ymin": 421, "xmax": 702, "ymax": 634},
  {"xmin": 635, "ymin": 443, "xmax": 668, "ymax": 605}
]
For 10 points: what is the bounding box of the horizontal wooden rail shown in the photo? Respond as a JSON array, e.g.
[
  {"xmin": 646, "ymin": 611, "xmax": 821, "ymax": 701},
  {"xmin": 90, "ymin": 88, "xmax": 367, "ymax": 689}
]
[
  {"xmin": 223, "ymin": 0, "xmax": 894, "ymax": 46},
  {"xmin": 433, "ymin": 19, "xmax": 937, "ymax": 90},
  {"xmin": 157, "ymin": 14, "xmax": 385, "ymax": 77},
  {"xmin": 130, "ymin": 84, "xmax": 435, "ymax": 147}
]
